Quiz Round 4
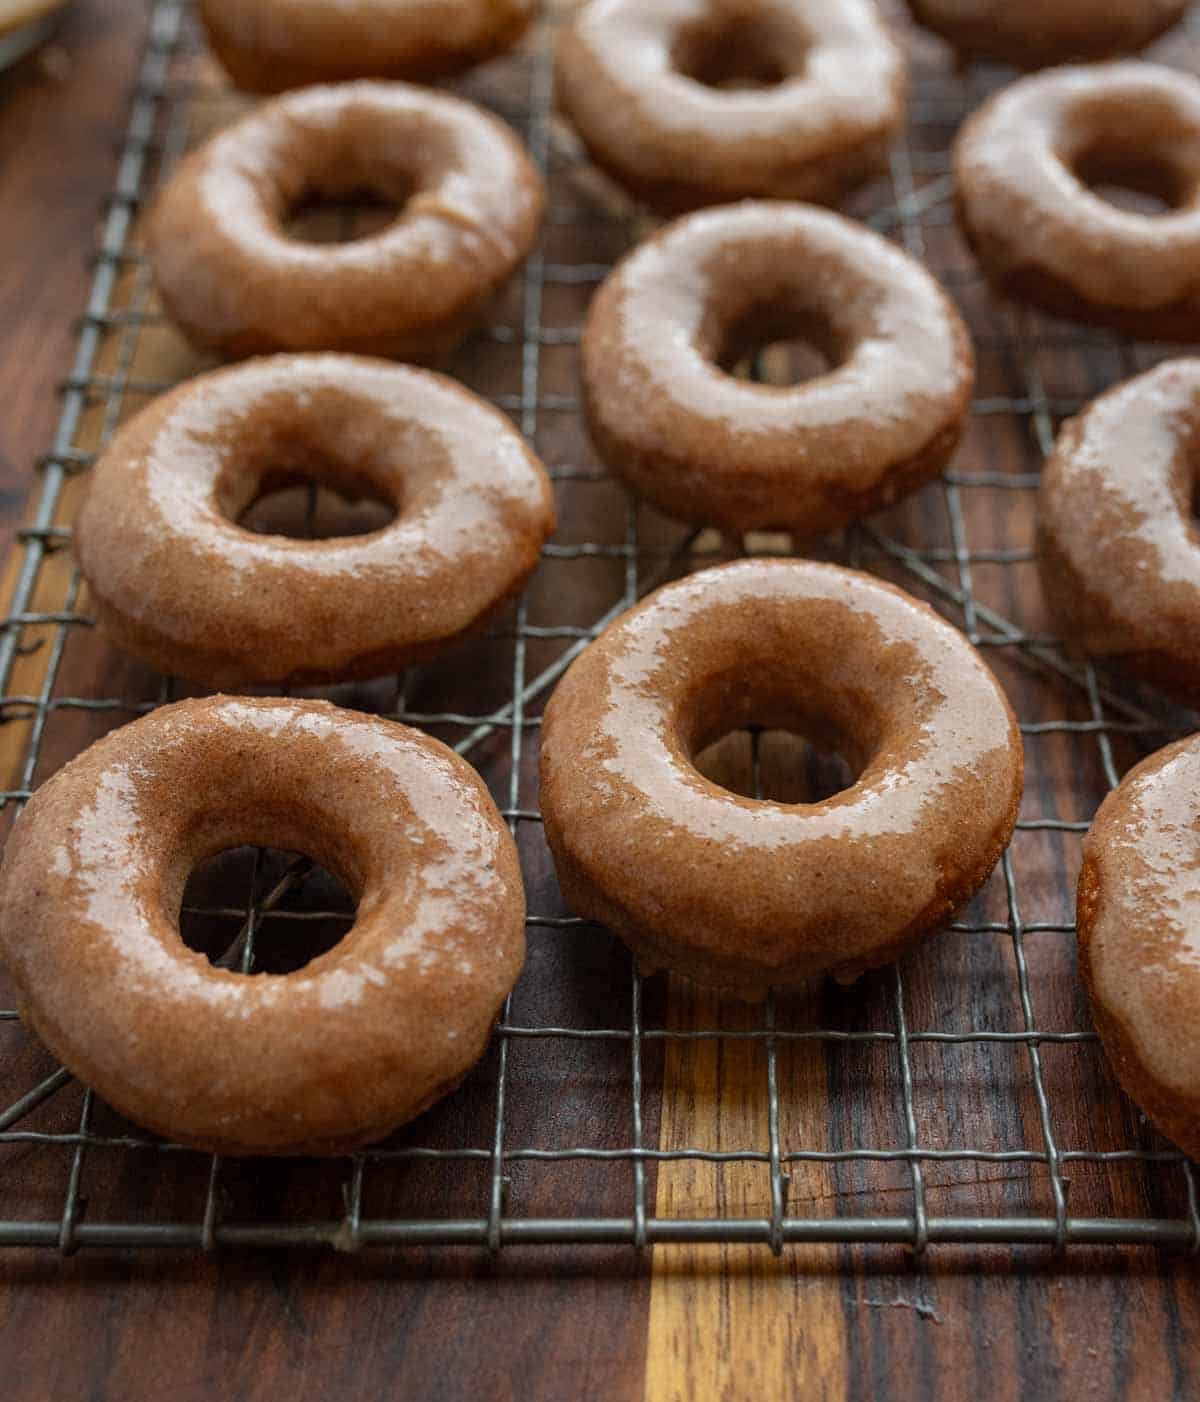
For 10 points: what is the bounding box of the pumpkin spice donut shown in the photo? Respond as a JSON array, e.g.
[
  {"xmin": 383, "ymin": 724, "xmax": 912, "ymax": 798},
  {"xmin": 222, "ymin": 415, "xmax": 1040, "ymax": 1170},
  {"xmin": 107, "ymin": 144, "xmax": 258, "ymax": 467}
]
[
  {"xmin": 956, "ymin": 63, "xmax": 1200, "ymax": 339},
  {"xmin": 199, "ymin": 0, "xmax": 535, "ymax": 93},
  {"xmin": 906, "ymin": 0, "xmax": 1189, "ymax": 69},
  {"xmin": 1078, "ymin": 735, "xmax": 1200, "ymax": 1162},
  {"xmin": 581, "ymin": 202, "xmax": 974, "ymax": 537},
  {"xmin": 1038, "ymin": 359, "xmax": 1200, "ymax": 704},
  {"xmin": 148, "ymin": 82, "xmax": 544, "ymax": 360},
  {"xmin": 0, "ymin": 696, "xmax": 526, "ymax": 1155},
  {"xmin": 554, "ymin": 0, "xmax": 907, "ymax": 214},
  {"xmin": 540, "ymin": 559, "xmax": 1023, "ymax": 997},
  {"xmin": 74, "ymin": 355, "xmax": 556, "ymax": 688}
]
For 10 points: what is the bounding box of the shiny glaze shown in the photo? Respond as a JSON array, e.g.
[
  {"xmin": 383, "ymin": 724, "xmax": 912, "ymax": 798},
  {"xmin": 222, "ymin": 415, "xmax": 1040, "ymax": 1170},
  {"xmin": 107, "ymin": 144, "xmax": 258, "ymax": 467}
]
[
  {"xmin": 0, "ymin": 696, "xmax": 526, "ymax": 1154},
  {"xmin": 200, "ymin": 0, "xmax": 534, "ymax": 92},
  {"xmin": 581, "ymin": 202, "xmax": 974, "ymax": 536},
  {"xmin": 956, "ymin": 63, "xmax": 1200, "ymax": 333},
  {"xmin": 148, "ymin": 81, "xmax": 544, "ymax": 359},
  {"xmin": 1038, "ymin": 359, "xmax": 1200, "ymax": 701},
  {"xmin": 1078, "ymin": 736, "xmax": 1200, "ymax": 1160},
  {"xmin": 74, "ymin": 354, "xmax": 556, "ymax": 686},
  {"xmin": 907, "ymin": 0, "xmax": 1188, "ymax": 68},
  {"xmin": 554, "ymin": 0, "xmax": 907, "ymax": 213},
  {"xmin": 539, "ymin": 559, "xmax": 1023, "ymax": 995}
]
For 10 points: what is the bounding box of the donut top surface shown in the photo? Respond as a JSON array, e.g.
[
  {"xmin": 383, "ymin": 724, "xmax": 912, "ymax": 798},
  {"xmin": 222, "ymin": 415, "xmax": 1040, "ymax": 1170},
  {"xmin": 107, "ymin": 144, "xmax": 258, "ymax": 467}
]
[
  {"xmin": 583, "ymin": 201, "xmax": 971, "ymax": 487},
  {"xmin": 1080, "ymin": 737, "xmax": 1200, "ymax": 1107},
  {"xmin": 955, "ymin": 63, "xmax": 1200, "ymax": 311},
  {"xmin": 1038, "ymin": 358, "xmax": 1200, "ymax": 661}
]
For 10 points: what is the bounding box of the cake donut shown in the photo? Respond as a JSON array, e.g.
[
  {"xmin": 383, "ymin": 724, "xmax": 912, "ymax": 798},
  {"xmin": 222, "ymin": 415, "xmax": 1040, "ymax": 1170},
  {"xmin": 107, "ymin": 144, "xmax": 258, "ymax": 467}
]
[
  {"xmin": 74, "ymin": 355, "xmax": 556, "ymax": 687},
  {"xmin": 199, "ymin": 0, "xmax": 534, "ymax": 93},
  {"xmin": 0, "ymin": 696, "xmax": 526, "ymax": 1155},
  {"xmin": 581, "ymin": 202, "xmax": 974, "ymax": 537},
  {"xmin": 554, "ymin": 0, "xmax": 907, "ymax": 214},
  {"xmin": 1078, "ymin": 735, "xmax": 1200, "ymax": 1162},
  {"xmin": 956, "ymin": 64, "xmax": 1200, "ymax": 339},
  {"xmin": 539, "ymin": 559, "xmax": 1023, "ymax": 996},
  {"xmin": 906, "ymin": 0, "xmax": 1189, "ymax": 69},
  {"xmin": 1038, "ymin": 359, "xmax": 1200, "ymax": 704},
  {"xmin": 148, "ymin": 82, "xmax": 544, "ymax": 360}
]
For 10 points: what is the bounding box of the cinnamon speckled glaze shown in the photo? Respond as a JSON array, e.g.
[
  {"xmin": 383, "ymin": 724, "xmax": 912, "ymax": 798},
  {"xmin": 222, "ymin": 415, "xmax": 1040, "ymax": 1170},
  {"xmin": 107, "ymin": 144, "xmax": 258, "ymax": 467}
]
[
  {"xmin": 956, "ymin": 63, "xmax": 1200, "ymax": 338},
  {"xmin": 1038, "ymin": 359, "xmax": 1200, "ymax": 704},
  {"xmin": 148, "ymin": 82, "xmax": 544, "ymax": 359},
  {"xmin": 539, "ymin": 560, "xmax": 1023, "ymax": 997},
  {"xmin": 907, "ymin": 0, "xmax": 1188, "ymax": 68},
  {"xmin": 74, "ymin": 355, "xmax": 556, "ymax": 687},
  {"xmin": 581, "ymin": 202, "xmax": 974, "ymax": 536},
  {"xmin": 1078, "ymin": 736, "xmax": 1200, "ymax": 1162},
  {"xmin": 0, "ymin": 697, "xmax": 526, "ymax": 1155},
  {"xmin": 554, "ymin": 0, "xmax": 907, "ymax": 214},
  {"xmin": 200, "ymin": 0, "xmax": 534, "ymax": 93}
]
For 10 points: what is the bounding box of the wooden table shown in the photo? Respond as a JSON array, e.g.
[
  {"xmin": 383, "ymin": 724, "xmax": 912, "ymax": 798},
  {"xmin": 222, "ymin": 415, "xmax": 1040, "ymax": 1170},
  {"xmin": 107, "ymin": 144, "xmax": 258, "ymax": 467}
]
[{"xmin": 1, "ymin": 3, "xmax": 1199, "ymax": 1399}]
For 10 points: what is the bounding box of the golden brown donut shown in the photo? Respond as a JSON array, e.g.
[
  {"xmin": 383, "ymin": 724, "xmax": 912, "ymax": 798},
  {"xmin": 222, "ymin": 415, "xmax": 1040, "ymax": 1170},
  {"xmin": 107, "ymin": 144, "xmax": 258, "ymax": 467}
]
[
  {"xmin": 0, "ymin": 696, "xmax": 526, "ymax": 1155},
  {"xmin": 554, "ymin": 0, "xmax": 907, "ymax": 214},
  {"xmin": 148, "ymin": 82, "xmax": 544, "ymax": 360},
  {"xmin": 1078, "ymin": 735, "xmax": 1200, "ymax": 1162},
  {"xmin": 580, "ymin": 202, "xmax": 974, "ymax": 537},
  {"xmin": 199, "ymin": 0, "xmax": 534, "ymax": 93},
  {"xmin": 74, "ymin": 354, "xmax": 556, "ymax": 687},
  {"xmin": 955, "ymin": 63, "xmax": 1200, "ymax": 339},
  {"xmin": 1038, "ymin": 359, "xmax": 1200, "ymax": 705},
  {"xmin": 539, "ymin": 559, "xmax": 1023, "ymax": 997},
  {"xmin": 906, "ymin": 0, "xmax": 1189, "ymax": 69}
]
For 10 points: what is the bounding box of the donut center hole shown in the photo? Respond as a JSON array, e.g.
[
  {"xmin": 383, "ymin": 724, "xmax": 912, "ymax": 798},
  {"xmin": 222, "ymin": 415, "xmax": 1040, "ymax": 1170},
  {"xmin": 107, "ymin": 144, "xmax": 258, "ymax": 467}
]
[
  {"xmin": 180, "ymin": 846, "xmax": 357, "ymax": 975},
  {"xmin": 1073, "ymin": 146, "xmax": 1192, "ymax": 216},
  {"xmin": 693, "ymin": 726, "xmax": 857, "ymax": 803},
  {"xmin": 672, "ymin": 16, "xmax": 801, "ymax": 89},
  {"xmin": 283, "ymin": 186, "xmax": 409, "ymax": 245},
  {"xmin": 238, "ymin": 475, "xmax": 397, "ymax": 540},
  {"xmin": 717, "ymin": 306, "xmax": 839, "ymax": 387}
]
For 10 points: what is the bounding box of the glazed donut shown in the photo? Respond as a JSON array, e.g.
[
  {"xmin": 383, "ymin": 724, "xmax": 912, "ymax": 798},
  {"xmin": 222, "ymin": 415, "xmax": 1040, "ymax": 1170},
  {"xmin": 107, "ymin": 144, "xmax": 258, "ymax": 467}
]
[
  {"xmin": 955, "ymin": 63, "xmax": 1200, "ymax": 339},
  {"xmin": 1038, "ymin": 359, "xmax": 1200, "ymax": 704},
  {"xmin": 199, "ymin": 0, "xmax": 534, "ymax": 93},
  {"xmin": 74, "ymin": 355, "xmax": 556, "ymax": 687},
  {"xmin": 554, "ymin": 0, "xmax": 907, "ymax": 214},
  {"xmin": 580, "ymin": 202, "xmax": 974, "ymax": 537},
  {"xmin": 1078, "ymin": 735, "xmax": 1200, "ymax": 1162},
  {"xmin": 148, "ymin": 82, "xmax": 544, "ymax": 360},
  {"xmin": 906, "ymin": 0, "xmax": 1189, "ymax": 69},
  {"xmin": 539, "ymin": 559, "xmax": 1023, "ymax": 997},
  {"xmin": 0, "ymin": 696, "xmax": 526, "ymax": 1155}
]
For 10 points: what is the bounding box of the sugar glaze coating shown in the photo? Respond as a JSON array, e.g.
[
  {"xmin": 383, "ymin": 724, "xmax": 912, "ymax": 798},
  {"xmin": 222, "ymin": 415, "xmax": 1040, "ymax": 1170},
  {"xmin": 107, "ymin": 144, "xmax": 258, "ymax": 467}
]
[
  {"xmin": 0, "ymin": 697, "xmax": 526, "ymax": 1155},
  {"xmin": 907, "ymin": 0, "xmax": 1188, "ymax": 69},
  {"xmin": 555, "ymin": 0, "xmax": 907, "ymax": 214},
  {"xmin": 1038, "ymin": 359, "xmax": 1200, "ymax": 703},
  {"xmin": 148, "ymin": 82, "xmax": 544, "ymax": 359},
  {"xmin": 956, "ymin": 63, "xmax": 1200, "ymax": 338},
  {"xmin": 200, "ymin": 0, "xmax": 534, "ymax": 93},
  {"xmin": 1078, "ymin": 736, "xmax": 1200, "ymax": 1161},
  {"xmin": 539, "ymin": 559, "xmax": 1023, "ymax": 996},
  {"xmin": 74, "ymin": 355, "xmax": 556, "ymax": 687},
  {"xmin": 581, "ymin": 202, "xmax": 974, "ymax": 536}
]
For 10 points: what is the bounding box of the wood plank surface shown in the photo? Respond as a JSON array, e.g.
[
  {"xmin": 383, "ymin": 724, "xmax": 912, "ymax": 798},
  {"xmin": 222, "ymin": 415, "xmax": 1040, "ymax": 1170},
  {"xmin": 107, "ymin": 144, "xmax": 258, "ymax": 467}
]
[{"xmin": 1, "ymin": 4, "xmax": 1200, "ymax": 1401}]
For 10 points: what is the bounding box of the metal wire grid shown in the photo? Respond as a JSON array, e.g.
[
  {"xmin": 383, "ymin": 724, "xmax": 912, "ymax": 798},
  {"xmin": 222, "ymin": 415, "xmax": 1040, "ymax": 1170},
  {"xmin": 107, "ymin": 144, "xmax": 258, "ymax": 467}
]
[{"xmin": 1, "ymin": 0, "xmax": 1199, "ymax": 1253}]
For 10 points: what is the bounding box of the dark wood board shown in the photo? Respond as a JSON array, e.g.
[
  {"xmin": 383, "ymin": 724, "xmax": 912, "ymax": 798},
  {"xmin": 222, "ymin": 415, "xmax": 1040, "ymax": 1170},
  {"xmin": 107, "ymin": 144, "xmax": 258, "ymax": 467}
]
[{"xmin": 1, "ymin": 3, "xmax": 1200, "ymax": 1400}]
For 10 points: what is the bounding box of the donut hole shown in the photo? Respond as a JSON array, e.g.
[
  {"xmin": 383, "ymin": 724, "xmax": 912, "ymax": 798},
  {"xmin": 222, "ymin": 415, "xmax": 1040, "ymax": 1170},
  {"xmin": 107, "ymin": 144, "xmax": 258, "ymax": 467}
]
[
  {"xmin": 239, "ymin": 476, "xmax": 397, "ymax": 540},
  {"xmin": 1072, "ymin": 145, "xmax": 1194, "ymax": 216},
  {"xmin": 672, "ymin": 15, "xmax": 803, "ymax": 89},
  {"xmin": 717, "ymin": 304, "xmax": 841, "ymax": 387},
  {"xmin": 179, "ymin": 845, "xmax": 357, "ymax": 975},
  {"xmin": 284, "ymin": 189, "xmax": 406, "ymax": 245},
  {"xmin": 694, "ymin": 726, "xmax": 856, "ymax": 803}
]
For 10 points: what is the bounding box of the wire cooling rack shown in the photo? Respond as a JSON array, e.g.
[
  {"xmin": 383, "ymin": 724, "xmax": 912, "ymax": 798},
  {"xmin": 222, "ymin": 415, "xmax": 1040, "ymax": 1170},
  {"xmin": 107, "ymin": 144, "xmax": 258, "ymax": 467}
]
[{"xmin": 2, "ymin": 0, "xmax": 1200, "ymax": 1255}]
